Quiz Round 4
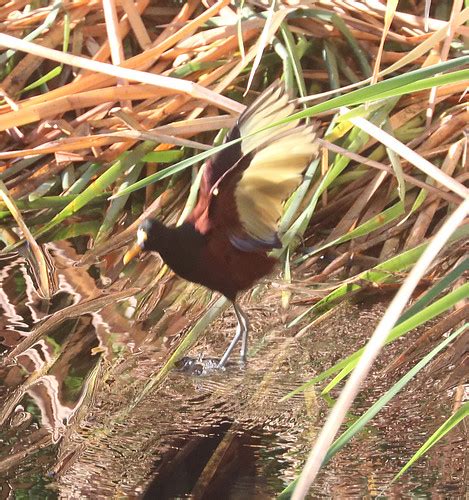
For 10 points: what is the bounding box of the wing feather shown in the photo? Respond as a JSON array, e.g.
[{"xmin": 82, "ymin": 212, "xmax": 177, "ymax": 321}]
[
  {"xmin": 189, "ymin": 82, "xmax": 320, "ymax": 252},
  {"xmin": 199, "ymin": 81, "xmax": 295, "ymax": 193},
  {"xmin": 234, "ymin": 123, "xmax": 319, "ymax": 245}
]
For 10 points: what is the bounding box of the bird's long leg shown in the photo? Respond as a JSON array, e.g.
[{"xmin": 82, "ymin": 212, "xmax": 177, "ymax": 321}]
[
  {"xmin": 218, "ymin": 301, "xmax": 249, "ymax": 368},
  {"xmin": 235, "ymin": 302, "xmax": 249, "ymax": 362}
]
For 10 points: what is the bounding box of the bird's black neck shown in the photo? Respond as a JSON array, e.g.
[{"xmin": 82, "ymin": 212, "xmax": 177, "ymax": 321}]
[{"xmin": 145, "ymin": 221, "xmax": 206, "ymax": 281}]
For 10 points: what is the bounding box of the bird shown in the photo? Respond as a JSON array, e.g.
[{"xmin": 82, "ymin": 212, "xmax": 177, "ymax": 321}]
[{"xmin": 123, "ymin": 82, "xmax": 319, "ymax": 368}]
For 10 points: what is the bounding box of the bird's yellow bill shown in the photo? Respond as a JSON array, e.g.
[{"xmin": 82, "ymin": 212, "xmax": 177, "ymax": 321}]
[
  {"xmin": 123, "ymin": 227, "xmax": 148, "ymax": 265},
  {"xmin": 123, "ymin": 243, "xmax": 142, "ymax": 265}
]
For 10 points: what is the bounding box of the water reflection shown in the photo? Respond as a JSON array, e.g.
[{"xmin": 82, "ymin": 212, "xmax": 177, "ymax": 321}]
[
  {"xmin": 144, "ymin": 421, "xmax": 286, "ymax": 499},
  {"xmin": 0, "ymin": 239, "xmax": 138, "ymax": 485},
  {"xmin": 0, "ymin": 238, "xmax": 466, "ymax": 498}
]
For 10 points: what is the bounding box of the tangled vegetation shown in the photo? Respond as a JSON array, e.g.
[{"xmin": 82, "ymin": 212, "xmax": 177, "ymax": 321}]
[{"xmin": 0, "ymin": 0, "xmax": 467, "ymax": 497}]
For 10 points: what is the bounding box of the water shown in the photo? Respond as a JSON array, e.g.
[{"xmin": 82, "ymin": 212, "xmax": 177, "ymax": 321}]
[{"xmin": 0, "ymin": 240, "xmax": 466, "ymax": 498}]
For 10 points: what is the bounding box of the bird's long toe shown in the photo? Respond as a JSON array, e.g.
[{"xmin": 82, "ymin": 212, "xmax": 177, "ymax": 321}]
[{"xmin": 175, "ymin": 356, "xmax": 224, "ymax": 375}]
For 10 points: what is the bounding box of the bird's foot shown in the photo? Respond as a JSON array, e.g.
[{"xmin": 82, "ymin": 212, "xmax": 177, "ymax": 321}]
[
  {"xmin": 175, "ymin": 355, "xmax": 247, "ymax": 375},
  {"xmin": 175, "ymin": 356, "xmax": 223, "ymax": 376}
]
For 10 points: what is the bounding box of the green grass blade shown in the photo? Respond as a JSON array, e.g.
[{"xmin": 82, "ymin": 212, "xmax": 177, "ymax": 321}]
[
  {"xmin": 295, "ymin": 201, "xmax": 406, "ymax": 263},
  {"xmin": 285, "ymin": 9, "xmax": 372, "ymax": 76},
  {"xmin": 397, "ymin": 258, "xmax": 469, "ymax": 325},
  {"xmin": 322, "ymin": 259, "xmax": 469, "ymax": 393},
  {"xmin": 111, "ymin": 60, "xmax": 468, "ymax": 201},
  {"xmin": 110, "ymin": 138, "xmax": 243, "ymax": 199},
  {"xmin": 324, "ymin": 324, "xmax": 467, "ymax": 462},
  {"xmin": 323, "ymin": 282, "xmax": 469, "ymax": 392},
  {"xmin": 50, "ymin": 220, "xmax": 100, "ymax": 240},
  {"xmin": 169, "ymin": 61, "xmax": 223, "ymax": 78},
  {"xmin": 290, "ymin": 238, "xmax": 425, "ymax": 328},
  {"xmin": 280, "ymin": 23, "xmax": 307, "ymax": 98},
  {"xmin": 95, "ymin": 150, "xmax": 183, "ymax": 244},
  {"xmin": 65, "ymin": 163, "xmax": 102, "ymax": 195},
  {"xmin": 29, "ymin": 178, "xmax": 59, "ymax": 199},
  {"xmin": 273, "ymin": 38, "xmax": 295, "ymax": 91},
  {"xmin": 278, "ymin": 157, "xmax": 319, "ymax": 235},
  {"xmin": 37, "ymin": 141, "xmax": 156, "ymax": 235},
  {"xmin": 281, "ymin": 60, "xmax": 469, "ymax": 124},
  {"xmin": 94, "ymin": 161, "xmax": 145, "ymax": 245},
  {"xmin": 0, "ymin": 0, "xmax": 62, "ymax": 65},
  {"xmin": 141, "ymin": 150, "xmax": 184, "ymax": 163},
  {"xmin": 63, "ymin": 11, "xmax": 70, "ymax": 53},
  {"xmin": 390, "ymin": 400, "xmax": 469, "ymax": 484},
  {"xmin": 383, "ymin": 120, "xmax": 406, "ymax": 203},
  {"xmin": 283, "ymin": 281, "xmax": 469, "ymax": 400},
  {"xmin": 289, "ymin": 224, "xmax": 469, "ymax": 328},
  {"xmin": 278, "ymin": 324, "xmax": 467, "ymax": 499},
  {"xmin": 279, "ymin": 127, "xmax": 370, "ymax": 252},
  {"xmin": 20, "ymin": 66, "xmax": 62, "ymax": 94},
  {"xmin": 323, "ymin": 40, "xmax": 341, "ymax": 94},
  {"xmin": 1, "ymin": 141, "xmax": 156, "ymax": 253},
  {"xmin": 236, "ymin": 0, "xmax": 246, "ymax": 60},
  {"xmin": 131, "ymin": 296, "xmax": 229, "ymax": 407},
  {"xmin": 329, "ymin": 14, "xmax": 371, "ymax": 77},
  {"xmin": 0, "ymin": 193, "xmax": 107, "ymax": 215}
]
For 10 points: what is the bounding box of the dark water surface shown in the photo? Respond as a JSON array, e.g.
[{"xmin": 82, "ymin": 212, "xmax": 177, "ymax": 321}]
[{"xmin": 0, "ymin": 241, "xmax": 466, "ymax": 498}]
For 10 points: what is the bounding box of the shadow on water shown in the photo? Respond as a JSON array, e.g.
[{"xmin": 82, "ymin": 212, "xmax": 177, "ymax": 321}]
[
  {"xmin": 144, "ymin": 421, "xmax": 286, "ymax": 499},
  {"xmin": 0, "ymin": 237, "xmax": 466, "ymax": 498}
]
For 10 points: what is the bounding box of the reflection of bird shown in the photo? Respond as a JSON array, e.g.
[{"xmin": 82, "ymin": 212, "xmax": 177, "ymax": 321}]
[{"xmin": 124, "ymin": 83, "xmax": 319, "ymax": 368}]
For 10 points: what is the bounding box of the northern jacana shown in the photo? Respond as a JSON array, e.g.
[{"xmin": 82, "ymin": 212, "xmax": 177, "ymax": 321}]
[{"xmin": 124, "ymin": 83, "xmax": 319, "ymax": 368}]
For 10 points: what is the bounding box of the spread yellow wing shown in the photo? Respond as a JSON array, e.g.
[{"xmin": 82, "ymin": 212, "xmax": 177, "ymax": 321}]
[
  {"xmin": 233, "ymin": 85, "xmax": 319, "ymax": 248},
  {"xmin": 192, "ymin": 83, "xmax": 320, "ymax": 251}
]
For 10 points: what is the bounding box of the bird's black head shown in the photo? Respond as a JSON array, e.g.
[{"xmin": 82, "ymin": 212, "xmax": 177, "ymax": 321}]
[
  {"xmin": 123, "ymin": 217, "xmax": 163, "ymax": 265},
  {"xmin": 138, "ymin": 218, "xmax": 163, "ymax": 251}
]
